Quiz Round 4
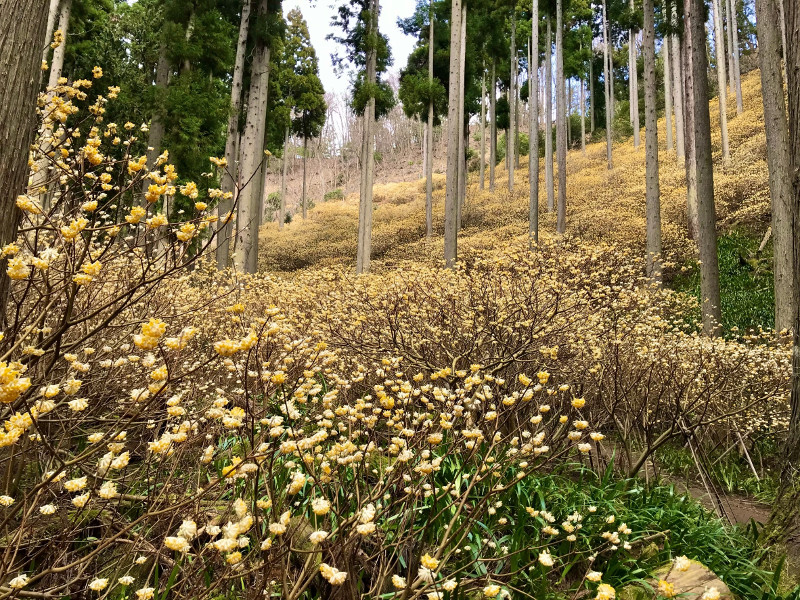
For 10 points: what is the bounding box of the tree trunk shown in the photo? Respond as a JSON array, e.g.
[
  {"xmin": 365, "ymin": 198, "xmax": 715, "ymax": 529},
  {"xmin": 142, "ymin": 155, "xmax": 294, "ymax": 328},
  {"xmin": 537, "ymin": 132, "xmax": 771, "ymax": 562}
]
[
  {"xmin": 755, "ymin": 0, "xmax": 793, "ymax": 332},
  {"xmin": 490, "ymin": 60, "xmax": 497, "ymax": 192},
  {"xmin": 545, "ymin": 15, "xmax": 554, "ymax": 209},
  {"xmin": 480, "ymin": 68, "xmax": 486, "ymax": 191},
  {"xmin": 630, "ymin": 5, "xmax": 641, "ymax": 149},
  {"xmin": 727, "ymin": 0, "xmax": 743, "ymax": 113},
  {"xmin": 508, "ymin": 13, "xmax": 516, "ymax": 193},
  {"xmin": 356, "ymin": 0, "xmax": 379, "ymax": 274},
  {"xmin": 217, "ymin": 0, "xmax": 251, "ymax": 268},
  {"xmin": 602, "ymin": 0, "xmax": 613, "ymax": 169},
  {"xmin": 567, "ymin": 78, "xmax": 572, "ymax": 148},
  {"xmin": 530, "ymin": 0, "xmax": 540, "ymax": 245},
  {"xmin": 685, "ymin": 0, "xmax": 723, "ymax": 336},
  {"xmin": 762, "ymin": 0, "xmax": 800, "ymax": 547},
  {"xmin": 426, "ymin": 0, "xmax": 434, "ymax": 236},
  {"xmin": 663, "ymin": 5, "xmax": 674, "ymax": 153},
  {"xmin": 580, "ymin": 77, "xmax": 586, "ymax": 154},
  {"xmin": 778, "ymin": 0, "xmax": 788, "ymax": 83},
  {"xmin": 302, "ymin": 135, "xmax": 308, "ymax": 219},
  {"xmin": 711, "ymin": 0, "xmax": 730, "ymax": 164},
  {"xmin": 0, "ymin": 0, "xmax": 50, "ymax": 324},
  {"xmin": 279, "ymin": 127, "xmax": 288, "ymax": 229},
  {"xmin": 671, "ymin": 25, "xmax": 686, "ymax": 161},
  {"xmin": 456, "ymin": 2, "xmax": 467, "ymax": 229},
  {"xmin": 555, "ymin": 0, "xmax": 567, "ymax": 234},
  {"xmin": 643, "ymin": 0, "xmax": 662, "ymax": 281},
  {"xmin": 235, "ymin": 0, "xmax": 271, "ymax": 274},
  {"xmin": 42, "ymin": 0, "xmax": 60, "ymax": 63},
  {"xmin": 48, "ymin": 0, "xmax": 70, "ymax": 90},
  {"xmin": 143, "ymin": 45, "xmax": 171, "ymax": 203},
  {"xmin": 443, "ymin": 0, "xmax": 462, "ymax": 267},
  {"xmin": 589, "ymin": 55, "xmax": 595, "ymax": 132}
]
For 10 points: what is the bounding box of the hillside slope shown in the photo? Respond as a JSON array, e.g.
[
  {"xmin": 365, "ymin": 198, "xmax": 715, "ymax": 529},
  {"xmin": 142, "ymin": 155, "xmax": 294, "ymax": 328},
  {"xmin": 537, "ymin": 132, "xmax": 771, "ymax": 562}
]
[{"xmin": 259, "ymin": 69, "xmax": 769, "ymax": 274}]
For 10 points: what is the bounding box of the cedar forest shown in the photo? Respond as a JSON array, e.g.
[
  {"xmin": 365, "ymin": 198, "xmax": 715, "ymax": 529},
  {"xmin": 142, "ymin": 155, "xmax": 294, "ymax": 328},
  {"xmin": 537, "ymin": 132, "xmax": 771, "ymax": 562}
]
[{"xmin": 0, "ymin": 0, "xmax": 799, "ymax": 598}]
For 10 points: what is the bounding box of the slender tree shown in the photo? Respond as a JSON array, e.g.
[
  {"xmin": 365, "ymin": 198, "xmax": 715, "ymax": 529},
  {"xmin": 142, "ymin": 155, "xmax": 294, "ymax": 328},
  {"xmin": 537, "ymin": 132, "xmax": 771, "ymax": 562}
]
[
  {"xmin": 726, "ymin": 0, "xmax": 743, "ymax": 113},
  {"xmin": 685, "ymin": 0, "xmax": 722, "ymax": 335},
  {"xmin": 456, "ymin": 1, "xmax": 467, "ymax": 229},
  {"xmin": 428, "ymin": 0, "xmax": 435, "ymax": 234},
  {"xmin": 629, "ymin": 0, "xmax": 640, "ymax": 149},
  {"xmin": 217, "ymin": 0, "xmax": 252, "ymax": 267},
  {"xmin": 643, "ymin": 0, "xmax": 661, "ymax": 279},
  {"xmin": 490, "ymin": 60, "xmax": 497, "ymax": 191},
  {"xmin": 601, "ymin": 0, "xmax": 613, "ymax": 169},
  {"xmin": 754, "ymin": 0, "xmax": 792, "ymax": 332},
  {"xmin": 235, "ymin": 0, "xmax": 273, "ymax": 274},
  {"xmin": 480, "ymin": 66, "xmax": 487, "ymax": 191},
  {"xmin": 444, "ymin": 0, "xmax": 462, "ymax": 266},
  {"xmin": 671, "ymin": 2, "xmax": 685, "ymax": 161},
  {"xmin": 508, "ymin": 10, "xmax": 517, "ymax": 193},
  {"xmin": 555, "ymin": 0, "xmax": 567, "ymax": 233},
  {"xmin": 545, "ymin": 15, "xmax": 554, "ymax": 209},
  {"xmin": 663, "ymin": 3, "xmax": 674, "ymax": 153},
  {"xmin": 711, "ymin": 0, "xmax": 730, "ymax": 164},
  {"xmin": 530, "ymin": 0, "xmax": 540, "ymax": 244}
]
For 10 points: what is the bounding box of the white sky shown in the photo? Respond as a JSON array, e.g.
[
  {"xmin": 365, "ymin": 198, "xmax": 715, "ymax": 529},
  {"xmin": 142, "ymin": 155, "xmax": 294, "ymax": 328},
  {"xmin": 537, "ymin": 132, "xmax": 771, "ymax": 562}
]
[{"xmin": 282, "ymin": 1, "xmax": 418, "ymax": 98}]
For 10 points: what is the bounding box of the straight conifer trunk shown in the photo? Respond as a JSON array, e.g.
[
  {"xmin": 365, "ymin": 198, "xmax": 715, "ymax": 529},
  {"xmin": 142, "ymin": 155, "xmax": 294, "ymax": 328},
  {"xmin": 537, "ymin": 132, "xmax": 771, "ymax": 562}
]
[
  {"xmin": 711, "ymin": 0, "xmax": 730, "ymax": 164},
  {"xmin": 235, "ymin": 0, "xmax": 271, "ymax": 274},
  {"xmin": 356, "ymin": 0, "xmax": 379, "ymax": 274},
  {"xmin": 589, "ymin": 56, "xmax": 595, "ymax": 132},
  {"xmin": 727, "ymin": 0, "xmax": 743, "ymax": 113},
  {"xmin": 456, "ymin": 2, "xmax": 467, "ymax": 229},
  {"xmin": 508, "ymin": 14, "xmax": 516, "ymax": 193},
  {"xmin": 217, "ymin": 0, "xmax": 252, "ymax": 267},
  {"xmin": 42, "ymin": 0, "xmax": 60, "ymax": 63},
  {"xmin": 629, "ymin": 0, "xmax": 640, "ymax": 149},
  {"xmin": 443, "ymin": 0, "xmax": 462, "ymax": 267},
  {"xmin": 302, "ymin": 135, "xmax": 308, "ymax": 219},
  {"xmin": 279, "ymin": 127, "xmax": 289, "ymax": 229},
  {"xmin": 755, "ymin": 0, "xmax": 793, "ymax": 332},
  {"xmin": 555, "ymin": 0, "xmax": 567, "ymax": 234},
  {"xmin": 671, "ymin": 24, "xmax": 685, "ymax": 161},
  {"xmin": 685, "ymin": 0, "xmax": 723, "ymax": 335},
  {"xmin": 530, "ymin": 1, "xmax": 540, "ymax": 245},
  {"xmin": 426, "ymin": 0, "xmax": 434, "ymax": 236},
  {"xmin": 480, "ymin": 69, "xmax": 486, "ymax": 191},
  {"xmin": 580, "ymin": 77, "xmax": 586, "ymax": 154},
  {"xmin": 545, "ymin": 16, "xmax": 554, "ymax": 210},
  {"xmin": 0, "ymin": 0, "xmax": 50, "ymax": 324},
  {"xmin": 490, "ymin": 61, "xmax": 497, "ymax": 192},
  {"xmin": 663, "ymin": 9, "xmax": 674, "ymax": 153},
  {"xmin": 762, "ymin": 0, "xmax": 800, "ymax": 547},
  {"xmin": 643, "ymin": 0, "xmax": 662, "ymax": 280},
  {"xmin": 602, "ymin": 0, "xmax": 613, "ymax": 169}
]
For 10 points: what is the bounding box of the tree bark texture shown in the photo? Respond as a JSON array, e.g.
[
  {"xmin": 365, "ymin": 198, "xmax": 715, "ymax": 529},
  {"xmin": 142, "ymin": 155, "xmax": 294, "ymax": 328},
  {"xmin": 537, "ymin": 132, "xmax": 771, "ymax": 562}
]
[
  {"xmin": 643, "ymin": 0, "xmax": 662, "ymax": 280},
  {"xmin": 443, "ymin": 0, "xmax": 462, "ymax": 267},
  {"xmin": 530, "ymin": 0, "xmax": 540, "ymax": 245},
  {"xmin": 555, "ymin": 0, "xmax": 567, "ymax": 234}
]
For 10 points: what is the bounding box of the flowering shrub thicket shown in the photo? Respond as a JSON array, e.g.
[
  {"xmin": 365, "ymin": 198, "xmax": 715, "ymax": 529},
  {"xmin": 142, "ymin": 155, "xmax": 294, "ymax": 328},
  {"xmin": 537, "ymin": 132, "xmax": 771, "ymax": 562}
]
[{"xmin": 0, "ymin": 76, "xmax": 642, "ymax": 600}]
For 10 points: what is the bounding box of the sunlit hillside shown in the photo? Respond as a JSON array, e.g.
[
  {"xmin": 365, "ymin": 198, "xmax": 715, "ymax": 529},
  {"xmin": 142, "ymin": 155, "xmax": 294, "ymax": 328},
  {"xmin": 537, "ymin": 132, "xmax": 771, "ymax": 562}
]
[{"xmin": 260, "ymin": 69, "xmax": 769, "ymax": 274}]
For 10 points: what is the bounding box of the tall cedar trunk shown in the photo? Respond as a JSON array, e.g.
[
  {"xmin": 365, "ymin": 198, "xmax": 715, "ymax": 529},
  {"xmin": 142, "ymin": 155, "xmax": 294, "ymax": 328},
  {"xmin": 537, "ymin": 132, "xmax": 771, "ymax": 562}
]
[
  {"xmin": 682, "ymin": 31, "xmax": 699, "ymax": 240},
  {"xmin": 778, "ymin": 0, "xmax": 787, "ymax": 83},
  {"xmin": 727, "ymin": 0, "xmax": 743, "ymax": 113},
  {"xmin": 0, "ymin": 0, "xmax": 50, "ymax": 325},
  {"xmin": 663, "ymin": 6, "xmax": 674, "ymax": 153},
  {"xmin": 426, "ymin": 0, "xmax": 434, "ymax": 236},
  {"xmin": 724, "ymin": 0, "xmax": 735, "ymax": 101},
  {"xmin": 580, "ymin": 77, "xmax": 586, "ymax": 153},
  {"xmin": 589, "ymin": 56, "xmax": 595, "ymax": 132},
  {"xmin": 490, "ymin": 61, "xmax": 497, "ymax": 192},
  {"xmin": 671, "ymin": 25, "xmax": 686, "ymax": 160},
  {"xmin": 217, "ymin": 0, "xmax": 251, "ymax": 267},
  {"xmin": 31, "ymin": 0, "xmax": 72, "ymax": 205},
  {"xmin": 529, "ymin": 0, "xmax": 540, "ymax": 245},
  {"xmin": 567, "ymin": 79, "xmax": 572, "ymax": 148},
  {"xmin": 508, "ymin": 14, "xmax": 516, "ymax": 192},
  {"xmin": 555, "ymin": 0, "xmax": 567, "ymax": 234},
  {"xmin": 456, "ymin": 2, "xmax": 467, "ymax": 229},
  {"xmin": 762, "ymin": 0, "xmax": 800, "ymax": 547},
  {"xmin": 545, "ymin": 16, "xmax": 554, "ymax": 210},
  {"xmin": 602, "ymin": 0, "xmax": 613, "ymax": 169},
  {"xmin": 711, "ymin": 0, "xmax": 730, "ymax": 164},
  {"xmin": 279, "ymin": 127, "xmax": 289, "ymax": 229},
  {"xmin": 480, "ymin": 69, "xmax": 486, "ymax": 191},
  {"xmin": 235, "ymin": 0, "xmax": 271, "ymax": 274},
  {"xmin": 630, "ymin": 6, "xmax": 640, "ymax": 149},
  {"xmin": 302, "ymin": 135, "xmax": 308, "ymax": 219},
  {"xmin": 686, "ymin": 0, "xmax": 723, "ymax": 335},
  {"xmin": 443, "ymin": 0, "xmax": 462, "ymax": 266},
  {"xmin": 43, "ymin": 0, "xmax": 60, "ymax": 63},
  {"xmin": 143, "ymin": 46, "xmax": 171, "ymax": 202},
  {"xmin": 643, "ymin": 0, "xmax": 662, "ymax": 280},
  {"xmin": 755, "ymin": 0, "xmax": 792, "ymax": 332},
  {"xmin": 356, "ymin": 0, "xmax": 379, "ymax": 274}
]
